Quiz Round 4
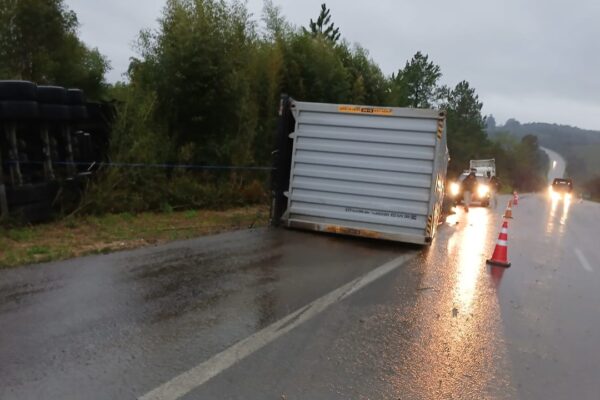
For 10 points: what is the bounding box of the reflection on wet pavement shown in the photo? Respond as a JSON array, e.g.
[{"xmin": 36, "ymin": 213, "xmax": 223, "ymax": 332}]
[
  {"xmin": 452, "ymin": 208, "xmax": 490, "ymax": 314},
  {"xmin": 559, "ymin": 197, "xmax": 571, "ymax": 228},
  {"xmin": 546, "ymin": 196, "xmax": 572, "ymax": 237},
  {"xmin": 193, "ymin": 204, "xmax": 517, "ymax": 400},
  {"xmin": 404, "ymin": 207, "xmax": 513, "ymax": 398}
]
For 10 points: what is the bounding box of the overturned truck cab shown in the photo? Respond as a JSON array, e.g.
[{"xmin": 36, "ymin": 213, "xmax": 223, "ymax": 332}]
[{"xmin": 271, "ymin": 97, "xmax": 449, "ymax": 245}]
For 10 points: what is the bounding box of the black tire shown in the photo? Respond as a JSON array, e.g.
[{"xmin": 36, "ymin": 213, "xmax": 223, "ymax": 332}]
[
  {"xmin": 10, "ymin": 201, "xmax": 53, "ymax": 223},
  {"xmin": 67, "ymin": 89, "xmax": 85, "ymax": 105},
  {"xmin": 0, "ymin": 81, "xmax": 37, "ymax": 101},
  {"xmin": 37, "ymin": 86, "xmax": 67, "ymax": 104},
  {"xmin": 0, "ymin": 101, "xmax": 39, "ymax": 119},
  {"xmin": 6, "ymin": 183, "xmax": 58, "ymax": 205},
  {"xmin": 40, "ymin": 104, "xmax": 70, "ymax": 121},
  {"xmin": 69, "ymin": 105, "xmax": 88, "ymax": 121}
]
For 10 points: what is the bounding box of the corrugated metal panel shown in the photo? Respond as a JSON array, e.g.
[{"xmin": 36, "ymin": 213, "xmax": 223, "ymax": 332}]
[{"xmin": 285, "ymin": 101, "xmax": 447, "ymax": 245}]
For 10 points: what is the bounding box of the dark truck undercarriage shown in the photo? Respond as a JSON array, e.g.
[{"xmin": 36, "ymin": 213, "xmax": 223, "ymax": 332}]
[{"xmin": 0, "ymin": 81, "xmax": 113, "ymax": 222}]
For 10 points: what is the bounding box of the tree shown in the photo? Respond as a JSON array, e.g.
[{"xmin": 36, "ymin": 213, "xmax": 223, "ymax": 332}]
[
  {"xmin": 305, "ymin": 3, "xmax": 341, "ymax": 43},
  {"xmin": 280, "ymin": 32, "xmax": 350, "ymax": 104},
  {"xmin": 336, "ymin": 43, "xmax": 387, "ymax": 105},
  {"xmin": 132, "ymin": 0, "xmax": 265, "ymax": 166},
  {"xmin": 485, "ymin": 114, "xmax": 496, "ymax": 133},
  {"xmin": 446, "ymin": 81, "xmax": 484, "ymax": 128},
  {"xmin": 262, "ymin": 0, "xmax": 291, "ymax": 42},
  {"xmin": 390, "ymin": 51, "xmax": 442, "ymax": 108},
  {"xmin": 0, "ymin": 0, "xmax": 109, "ymax": 98},
  {"xmin": 504, "ymin": 118, "xmax": 521, "ymax": 129},
  {"xmin": 443, "ymin": 80, "xmax": 490, "ymax": 175}
]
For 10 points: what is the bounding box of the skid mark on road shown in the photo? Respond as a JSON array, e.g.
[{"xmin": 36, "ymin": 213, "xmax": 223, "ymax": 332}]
[
  {"xmin": 139, "ymin": 252, "xmax": 417, "ymax": 400},
  {"xmin": 575, "ymin": 248, "xmax": 593, "ymax": 272}
]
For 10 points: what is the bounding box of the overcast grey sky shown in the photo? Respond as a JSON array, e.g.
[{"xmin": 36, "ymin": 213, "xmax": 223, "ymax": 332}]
[{"xmin": 66, "ymin": 0, "xmax": 600, "ymax": 130}]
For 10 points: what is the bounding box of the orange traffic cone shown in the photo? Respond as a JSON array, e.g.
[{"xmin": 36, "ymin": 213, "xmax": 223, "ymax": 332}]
[
  {"xmin": 487, "ymin": 221, "xmax": 511, "ymax": 268},
  {"xmin": 513, "ymin": 191, "xmax": 519, "ymax": 206},
  {"xmin": 504, "ymin": 200, "xmax": 513, "ymax": 219}
]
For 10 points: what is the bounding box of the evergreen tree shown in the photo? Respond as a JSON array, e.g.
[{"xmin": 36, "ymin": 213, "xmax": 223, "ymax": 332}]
[
  {"xmin": 305, "ymin": 3, "xmax": 341, "ymax": 43},
  {"xmin": 390, "ymin": 51, "xmax": 441, "ymax": 108}
]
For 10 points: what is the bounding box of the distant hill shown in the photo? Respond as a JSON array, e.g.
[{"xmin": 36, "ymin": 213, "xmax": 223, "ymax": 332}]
[
  {"xmin": 490, "ymin": 119, "xmax": 600, "ymax": 148},
  {"xmin": 487, "ymin": 118, "xmax": 600, "ymax": 182}
]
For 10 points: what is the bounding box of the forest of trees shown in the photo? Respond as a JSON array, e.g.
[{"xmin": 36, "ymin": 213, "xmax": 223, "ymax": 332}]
[{"xmin": 0, "ymin": 0, "xmax": 552, "ymax": 214}]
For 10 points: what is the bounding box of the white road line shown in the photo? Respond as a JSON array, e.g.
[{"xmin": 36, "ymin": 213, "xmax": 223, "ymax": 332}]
[
  {"xmin": 575, "ymin": 248, "xmax": 593, "ymax": 272},
  {"xmin": 139, "ymin": 252, "xmax": 417, "ymax": 400}
]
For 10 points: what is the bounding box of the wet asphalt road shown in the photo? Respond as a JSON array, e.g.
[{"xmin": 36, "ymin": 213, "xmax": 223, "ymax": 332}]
[
  {"xmin": 3, "ymin": 155, "xmax": 600, "ymax": 400},
  {"xmin": 0, "ymin": 228, "xmax": 409, "ymax": 399},
  {"xmin": 188, "ymin": 194, "xmax": 600, "ymax": 400}
]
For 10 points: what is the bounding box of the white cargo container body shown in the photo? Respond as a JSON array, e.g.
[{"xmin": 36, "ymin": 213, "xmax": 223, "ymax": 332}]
[
  {"xmin": 469, "ymin": 159, "xmax": 496, "ymax": 177},
  {"xmin": 281, "ymin": 100, "xmax": 449, "ymax": 245}
]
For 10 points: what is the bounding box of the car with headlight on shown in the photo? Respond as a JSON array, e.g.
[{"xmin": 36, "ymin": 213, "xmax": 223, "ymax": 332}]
[
  {"xmin": 449, "ymin": 174, "xmax": 491, "ymax": 207},
  {"xmin": 549, "ymin": 178, "xmax": 573, "ymax": 200}
]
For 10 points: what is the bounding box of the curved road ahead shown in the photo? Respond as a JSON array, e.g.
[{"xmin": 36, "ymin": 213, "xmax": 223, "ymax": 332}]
[
  {"xmin": 2, "ymin": 150, "xmax": 599, "ymax": 399},
  {"xmin": 542, "ymin": 146, "xmax": 566, "ymax": 181}
]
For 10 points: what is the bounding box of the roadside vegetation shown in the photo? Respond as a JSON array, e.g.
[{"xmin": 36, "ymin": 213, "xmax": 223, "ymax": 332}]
[{"xmin": 0, "ymin": 205, "xmax": 267, "ymax": 268}]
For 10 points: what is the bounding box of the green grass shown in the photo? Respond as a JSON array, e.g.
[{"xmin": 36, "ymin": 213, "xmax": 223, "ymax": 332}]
[
  {"xmin": 6, "ymin": 227, "xmax": 35, "ymax": 242},
  {"xmin": 26, "ymin": 246, "xmax": 51, "ymax": 256},
  {"xmin": 184, "ymin": 210, "xmax": 198, "ymax": 219},
  {"xmin": 0, "ymin": 206, "xmax": 269, "ymax": 268}
]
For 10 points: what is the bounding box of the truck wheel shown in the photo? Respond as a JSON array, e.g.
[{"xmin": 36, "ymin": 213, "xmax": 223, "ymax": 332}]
[
  {"xmin": 0, "ymin": 101, "xmax": 39, "ymax": 119},
  {"xmin": 40, "ymin": 104, "xmax": 70, "ymax": 121},
  {"xmin": 10, "ymin": 201, "xmax": 53, "ymax": 223},
  {"xmin": 0, "ymin": 81, "xmax": 37, "ymax": 101},
  {"xmin": 69, "ymin": 105, "xmax": 88, "ymax": 121},
  {"xmin": 67, "ymin": 89, "xmax": 86, "ymax": 105},
  {"xmin": 6, "ymin": 183, "xmax": 59, "ymax": 205},
  {"xmin": 37, "ymin": 86, "xmax": 67, "ymax": 104}
]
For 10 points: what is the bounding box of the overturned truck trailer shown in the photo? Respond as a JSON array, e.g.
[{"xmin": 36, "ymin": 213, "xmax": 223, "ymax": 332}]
[
  {"xmin": 271, "ymin": 97, "xmax": 449, "ymax": 245},
  {"xmin": 0, "ymin": 81, "xmax": 112, "ymax": 222}
]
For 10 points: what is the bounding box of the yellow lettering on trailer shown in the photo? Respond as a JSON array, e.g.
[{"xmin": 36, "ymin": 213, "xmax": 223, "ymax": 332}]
[{"xmin": 338, "ymin": 105, "xmax": 393, "ymax": 116}]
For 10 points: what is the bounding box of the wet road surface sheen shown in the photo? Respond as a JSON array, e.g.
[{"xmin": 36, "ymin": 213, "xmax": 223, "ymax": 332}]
[
  {"xmin": 189, "ymin": 207, "xmax": 516, "ymax": 400},
  {"xmin": 189, "ymin": 195, "xmax": 600, "ymax": 400},
  {"xmin": 2, "ymin": 197, "xmax": 600, "ymax": 398},
  {"xmin": 0, "ymin": 228, "xmax": 408, "ymax": 399}
]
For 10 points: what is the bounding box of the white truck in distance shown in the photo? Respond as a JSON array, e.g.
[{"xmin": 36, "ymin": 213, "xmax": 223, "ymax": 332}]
[{"xmin": 469, "ymin": 159, "xmax": 496, "ymax": 177}]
